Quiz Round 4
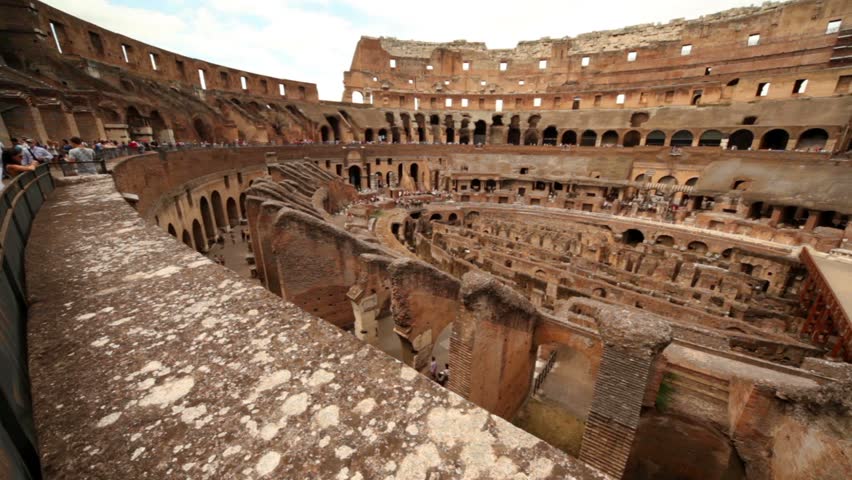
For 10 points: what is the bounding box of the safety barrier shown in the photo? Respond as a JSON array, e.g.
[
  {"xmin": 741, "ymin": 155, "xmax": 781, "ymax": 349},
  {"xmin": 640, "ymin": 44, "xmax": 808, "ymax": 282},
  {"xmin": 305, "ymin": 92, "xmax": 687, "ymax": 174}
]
[{"xmin": 0, "ymin": 163, "xmax": 54, "ymax": 479}]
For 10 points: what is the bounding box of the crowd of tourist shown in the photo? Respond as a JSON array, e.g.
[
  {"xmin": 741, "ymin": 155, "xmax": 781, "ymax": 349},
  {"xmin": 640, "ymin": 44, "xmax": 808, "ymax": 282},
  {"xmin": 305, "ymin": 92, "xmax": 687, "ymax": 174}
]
[{"xmin": 0, "ymin": 136, "xmax": 101, "ymax": 180}]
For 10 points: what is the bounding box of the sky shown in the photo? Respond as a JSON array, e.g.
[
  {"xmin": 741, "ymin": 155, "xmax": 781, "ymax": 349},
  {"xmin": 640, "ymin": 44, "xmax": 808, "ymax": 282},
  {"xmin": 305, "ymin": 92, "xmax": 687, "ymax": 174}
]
[{"xmin": 43, "ymin": 0, "xmax": 761, "ymax": 100}]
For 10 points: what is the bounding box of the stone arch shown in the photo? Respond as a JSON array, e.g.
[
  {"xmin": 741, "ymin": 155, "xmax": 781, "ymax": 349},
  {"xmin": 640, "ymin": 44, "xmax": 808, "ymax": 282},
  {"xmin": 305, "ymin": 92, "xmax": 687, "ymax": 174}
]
[
  {"xmin": 698, "ymin": 130, "xmax": 723, "ymax": 147},
  {"xmin": 685, "ymin": 177, "xmax": 699, "ymax": 186},
  {"xmin": 226, "ymin": 197, "xmax": 239, "ymax": 227},
  {"xmin": 378, "ymin": 128, "xmax": 388, "ymax": 142},
  {"xmin": 760, "ymin": 129, "xmax": 789, "ymax": 150},
  {"xmin": 542, "ymin": 126, "xmax": 558, "ymax": 145},
  {"xmin": 239, "ymin": 192, "xmax": 247, "ymax": 219},
  {"xmin": 507, "ymin": 115, "xmax": 521, "ymax": 145},
  {"xmin": 623, "ymin": 130, "xmax": 641, "ymax": 147},
  {"xmin": 728, "ymin": 129, "xmax": 753, "ymax": 150},
  {"xmin": 352, "ymin": 91, "xmax": 364, "ymax": 104},
  {"xmin": 561, "ymin": 130, "xmax": 578, "ymax": 145},
  {"xmin": 671, "ymin": 130, "xmax": 694, "ymax": 147},
  {"xmin": 320, "ymin": 125, "xmax": 331, "ymax": 142},
  {"xmin": 687, "ymin": 241, "xmax": 708, "ymax": 254},
  {"xmin": 348, "ymin": 165, "xmax": 362, "ymax": 189},
  {"xmin": 655, "ymin": 235, "xmax": 675, "ymax": 247},
  {"xmin": 193, "ymin": 117, "xmax": 213, "ymax": 142},
  {"xmin": 167, "ymin": 224, "xmax": 177, "ymax": 237},
  {"xmin": 200, "ymin": 197, "xmax": 216, "ymax": 240},
  {"xmin": 623, "ymin": 228, "xmax": 645, "ymax": 246},
  {"xmin": 192, "ymin": 220, "xmax": 205, "ymax": 252},
  {"xmin": 523, "ymin": 129, "xmax": 540, "ymax": 146},
  {"xmin": 646, "ymin": 130, "xmax": 666, "ymax": 146},
  {"xmin": 580, "ymin": 130, "xmax": 597, "ymax": 147},
  {"xmin": 182, "ymin": 230, "xmax": 192, "ymax": 248},
  {"xmin": 211, "ymin": 191, "xmax": 226, "ymax": 228},
  {"xmin": 796, "ymin": 128, "xmax": 828, "ymax": 150},
  {"xmin": 364, "ymin": 128, "xmax": 374, "ymax": 142},
  {"xmin": 474, "ymin": 120, "xmax": 487, "ymax": 144},
  {"xmin": 658, "ymin": 175, "xmax": 678, "ymax": 185},
  {"xmin": 601, "ymin": 130, "xmax": 619, "ymax": 146}
]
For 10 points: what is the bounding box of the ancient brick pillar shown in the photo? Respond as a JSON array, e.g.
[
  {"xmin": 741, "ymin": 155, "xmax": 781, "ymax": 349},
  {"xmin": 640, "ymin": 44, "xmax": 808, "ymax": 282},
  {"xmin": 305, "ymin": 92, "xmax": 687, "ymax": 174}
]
[
  {"xmin": 448, "ymin": 272, "xmax": 538, "ymax": 419},
  {"xmin": 578, "ymin": 305, "xmax": 672, "ymax": 479}
]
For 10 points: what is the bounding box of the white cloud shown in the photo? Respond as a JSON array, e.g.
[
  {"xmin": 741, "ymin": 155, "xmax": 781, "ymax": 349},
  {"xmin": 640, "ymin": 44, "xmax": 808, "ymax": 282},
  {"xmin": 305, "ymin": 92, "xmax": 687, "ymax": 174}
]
[{"xmin": 42, "ymin": 0, "xmax": 759, "ymax": 100}]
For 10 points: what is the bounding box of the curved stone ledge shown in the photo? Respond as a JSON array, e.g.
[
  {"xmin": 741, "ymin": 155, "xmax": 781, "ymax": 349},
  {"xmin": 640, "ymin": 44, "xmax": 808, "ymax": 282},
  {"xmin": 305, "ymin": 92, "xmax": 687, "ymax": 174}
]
[{"xmin": 24, "ymin": 177, "xmax": 606, "ymax": 479}]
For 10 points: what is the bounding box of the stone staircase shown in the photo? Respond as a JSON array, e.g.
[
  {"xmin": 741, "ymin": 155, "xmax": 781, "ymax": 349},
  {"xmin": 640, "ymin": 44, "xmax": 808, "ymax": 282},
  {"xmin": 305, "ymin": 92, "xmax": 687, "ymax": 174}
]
[{"xmin": 665, "ymin": 364, "xmax": 730, "ymax": 407}]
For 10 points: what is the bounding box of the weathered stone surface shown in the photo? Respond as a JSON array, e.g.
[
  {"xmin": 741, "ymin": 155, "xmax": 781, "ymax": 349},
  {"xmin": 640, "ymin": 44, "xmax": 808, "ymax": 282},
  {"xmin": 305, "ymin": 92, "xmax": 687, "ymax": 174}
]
[{"xmin": 25, "ymin": 177, "xmax": 607, "ymax": 479}]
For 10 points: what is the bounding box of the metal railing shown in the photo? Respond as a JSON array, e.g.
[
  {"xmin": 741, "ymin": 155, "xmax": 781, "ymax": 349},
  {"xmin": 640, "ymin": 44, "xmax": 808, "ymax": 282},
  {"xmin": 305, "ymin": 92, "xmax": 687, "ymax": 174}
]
[
  {"xmin": 532, "ymin": 349, "xmax": 558, "ymax": 394},
  {"xmin": 1, "ymin": 162, "xmax": 53, "ymax": 479}
]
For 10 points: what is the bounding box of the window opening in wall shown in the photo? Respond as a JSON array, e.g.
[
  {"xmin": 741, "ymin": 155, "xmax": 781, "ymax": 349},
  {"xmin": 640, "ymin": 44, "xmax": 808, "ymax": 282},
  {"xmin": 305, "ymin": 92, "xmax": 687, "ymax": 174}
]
[
  {"xmin": 478, "ymin": 98, "xmax": 485, "ymax": 109},
  {"xmin": 198, "ymin": 69, "xmax": 207, "ymax": 90},
  {"xmin": 742, "ymin": 116, "xmax": 757, "ymax": 125},
  {"xmin": 681, "ymin": 44, "xmax": 692, "ymax": 55},
  {"xmin": 462, "ymin": 61, "xmax": 470, "ymax": 71},
  {"xmin": 89, "ymin": 31, "xmax": 104, "ymax": 55},
  {"xmin": 835, "ymin": 75, "xmax": 852, "ymax": 93},
  {"xmin": 533, "ymin": 98, "xmax": 542, "ymax": 107},
  {"xmin": 389, "ymin": 59, "xmax": 397, "ymax": 68},
  {"xmin": 627, "ymin": 51, "xmax": 637, "ymax": 62},
  {"xmin": 121, "ymin": 44, "xmax": 130, "ymax": 63},
  {"xmin": 279, "ymin": 83, "xmax": 286, "ymax": 96},
  {"xmin": 581, "ymin": 56, "xmax": 590, "ymax": 67},
  {"xmin": 414, "ymin": 97, "xmax": 420, "ymax": 110},
  {"xmin": 149, "ymin": 52, "xmax": 159, "ymax": 70},
  {"xmin": 444, "ymin": 80, "xmax": 450, "ymax": 85},
  {"xmin": 756, "ymin": 82, "xmax": 770, "ymax": 97},
  {"xmin": 539, "ymin": 59, "xmax": 547, "ymax": 69},
  {"xmin": 495, "ymin": 99, "xmax": 503, "ymax": 112},
  {"xmin": 426, "ymin": 65, "xmax": 433, "ymax": 70},
  {"xmin": 747, "ymin": 33, "xmax": 760, "ymax": 46},
  {"xmin": 826, "ymin": 19, "xmax": 842, "ymax": 34},
  {"xmin": 461, "ymin": 98, "xmax": 469, "ymax": 107},
  {"xmin": 445, "ymin": 98, "xmax": 453, "ymax": 107},
  {"xmin": 705, "ymin": 67, "xmax": 712, "ymax": 75},
  {"xmin": 49, "ymin": 22, "xmax": 63, "ymax": 53},
  {"xmin": 691, "ymin": 89, "xmax": 703, "ymax": 105},
  {"xmin": 480, "ymin": 80, "xmax": 487, "ymax": 86},
  {"xmin": 499, "ymin": 61, "xmax": 508, "ymax": 71},
  {"xmin": 793, "ymin": 79, "xmax": 808, "ymax": 94},
  {"xmin": 572, "ymin": 97, "xmax": 580, "ymax": 110},
  {"xmin": 175, "ymin": 60, "xmax": 186, "ymax": 78},
  {"xmin": 518, "ymin": 80, "xmax": 525, "ymax": 85},
  {"xmin": 664, "ymin": 90, "xmax": 674, "ymax": 103},
  {"xmin": 594, "ymin": 95, "xmax": 602, "ymax": 107},
  {"xmin": 616, "ymin": 93, "xmax": 626, "ymax": 104},
  {"xmin": 639, "ymin": 92, "xmax": 647, "ymax": 104},
  {"xmin": 240, "ymin": 76, "xmax": 248, "ymax": 90},
  {"xmin": 408, "ymin": 79, "xmax": 414, "ymax": 84}
]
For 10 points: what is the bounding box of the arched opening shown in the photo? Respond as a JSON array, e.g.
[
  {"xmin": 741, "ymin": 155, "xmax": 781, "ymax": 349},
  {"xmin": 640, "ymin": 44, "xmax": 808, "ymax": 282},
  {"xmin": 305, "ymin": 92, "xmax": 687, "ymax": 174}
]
[
  {"xmin": 646, "ymin": 130, "xmax": 666, "ymax": 146},
  {"xmin": 320, "ymin": 125, "xmax": 331, "ymax": 142},
  {"xmin": 391, "ymin": 127, "xmax": 401, "ymax": 143},
  {"xmin": 193, "ymin": 117, "xmax": 213, "ymax": 142},
  {"xmin": 658, "ymin": 176, "xmax": 678, "ymax": 185},
  {"xmin": 580, "ymin": 130, "xmax": 597, "ymax": 147},
  {"xmin": 507, "ymin": 115, "xmax": 521, "ymax": 145},
  {"xmin": 698, "ymin": 130, "xmax": 723, "ymax": 147},
  {"xmin": 685, "ymin": 177, "xmax": 699, "ymax": 187},
  {"xmin": 430, "ymin": 213, "xmax": 443, "ymax": 221},
  {"xmin": 542, "ymin": 126, "xmax": 558, "ymax": 145},
  {"xmin": 149, "ymin": 110, "xmax": 168, "ymax": 142},
  {"xmin": 239, "ymin": 192, "xmax": 247, "ymax": 219},
  {"xmin": 561, "ymin": 130, "xmax": 577, "ymax": 145},
  {"xmin": 523, "ymin": 130, "xmax": 539, "ymax": 145},
  {"xmin": 167, "ymin": 224, "xmax": 177, "ymax": 237},
  {"xmin": 687, "ymin": 241, "xmax": 708, "ymax": 254},
  {"xmin": 625, "ymin": 412, "xmax": 747, "ymax": 480},
  {"xmin": 409, "ymin": 163, "xmax": 419, "ymax": 186},
  {"xmin": 325, "ymin": 116, "xmax": 341, "ymax": 142},
  {"xmin": 485, "ymin": 179, "xmax": 497, "ymax": 192},
  {"xmin": 126, "ymin": 106, "xmax": 146, "ymax": 130},
  {"xmin": 386, "ymin": 171, "xmax": 392, "ymax": 186},
  {"xmin": 473, "ymin": 120, "xmax": 487, "ymax": 144},
  {"xmin": 378, "ymin": 128, "xmax": 388, "ymax": 142},
  {"xmin": 760, "ymin": 129, "xmax": 789, "ymax": 150},
  {"xmin": 211, "ymin": 191, "xmax": 226, "ymax": 229},
  {"xmin": 192, "ymin": 220, "xmax": 205, "ymax": 252},
  {"xmin": 471, "ymin": 179, "xmax": 481, "ymax": 191},
  {"xmin": 200, "ymin": 197, "xmax": 216, "ymax": 240},
  {"xmin": 592, "ymin": 288, "xmax": 607, "ymax": 298},
  {"xmin": 601, "ymin": 130, "xmax": 619, "ymax": 146},
  {"xmin": 364, "ymin": 128, "xmax": 374, "ymax": 142},
  {"xmin": 448, "ymin": 213, "xmax": 458, "ymax": 223},
  {"xmin": 671, "ymin": 130, "xmax": 694, "ymax": 147},
  {"xmin": 655, "ymin": 235, "xmax": 675, "ymax": 247},
  {"xmin": 623, "ymin": 229, "xmax": 645, "ymax": 246},
  {"xmin": 623, "ymin": 130, "xmax": 641, "ymax": 147},
  {"xmin": 182, "ymin": 230, "xmax": 192, "ymax": 248},
  {"xmin": 352, "ymin": 91, "xmax": 364, "ymax": 104},
  {"xmin": 796, "ymin": 128, "xmax": 828, "ymax": 150},
  {"xmin": 226, "ymin": 198, "xmax": 239, "ymax": 227},
  {"xmin": 728, "ymin": 129, "xmax": 753, "ymax": 150},
  {"xmin": 446, "ymin": 127, "xmax": 455, "ymax": 143},
  {"xmin": 348, "ymin": 165, "xmax": 362, "ymax": 189}
]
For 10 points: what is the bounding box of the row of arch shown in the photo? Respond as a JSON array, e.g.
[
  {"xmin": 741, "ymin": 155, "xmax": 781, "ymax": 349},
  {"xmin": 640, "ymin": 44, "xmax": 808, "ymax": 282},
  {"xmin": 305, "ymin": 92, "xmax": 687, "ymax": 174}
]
[{"xmin": 166, "ymin": 190, "xmax": 246, "ymax": 253}]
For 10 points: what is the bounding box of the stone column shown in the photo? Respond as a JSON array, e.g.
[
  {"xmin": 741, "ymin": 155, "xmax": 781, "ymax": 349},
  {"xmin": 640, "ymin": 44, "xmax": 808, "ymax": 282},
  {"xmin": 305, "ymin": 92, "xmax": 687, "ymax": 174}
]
[
  {"xmin": 578, "ymin": 302, "xmax": 672, "ymax": 479},
  {"xmin": 0, "ymin": 112, "xmax": 10, "ymax": 144}
]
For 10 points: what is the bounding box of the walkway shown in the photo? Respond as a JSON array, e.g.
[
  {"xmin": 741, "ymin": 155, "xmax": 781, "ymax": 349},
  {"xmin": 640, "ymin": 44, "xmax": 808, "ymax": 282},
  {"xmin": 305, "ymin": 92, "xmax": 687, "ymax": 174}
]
[{"xmin": 23, "ymin": 177, "xmax": 604, "ymax": 479}]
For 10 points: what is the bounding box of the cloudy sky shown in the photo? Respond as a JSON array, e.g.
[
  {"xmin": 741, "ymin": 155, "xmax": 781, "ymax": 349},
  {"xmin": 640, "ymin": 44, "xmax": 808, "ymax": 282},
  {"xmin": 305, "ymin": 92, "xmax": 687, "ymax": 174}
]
[{"xmin": 44, "ymin": 0, "xmax": 760, "ymax": 100}]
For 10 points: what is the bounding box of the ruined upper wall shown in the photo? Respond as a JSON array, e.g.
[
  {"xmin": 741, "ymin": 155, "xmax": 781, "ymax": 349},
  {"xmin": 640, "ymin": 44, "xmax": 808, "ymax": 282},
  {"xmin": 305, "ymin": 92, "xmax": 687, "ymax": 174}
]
[
  {"xmin": 0, "ymin": 0, "xmax": 318, "ymax": 101},
  {"xmin": 345, "ymin": 0, "xmax": 852, "ymax": 101}
]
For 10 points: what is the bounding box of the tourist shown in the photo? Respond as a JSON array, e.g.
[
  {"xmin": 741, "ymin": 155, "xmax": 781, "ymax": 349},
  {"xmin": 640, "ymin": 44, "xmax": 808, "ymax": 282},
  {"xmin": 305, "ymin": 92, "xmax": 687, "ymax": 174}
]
[
  {"xmin": 28, "ymin": 139, "xmax": 54, "ymax": 163},
  {"xmin": 15, "ymin": 137, "xmax": 35, "ymax": 165},
  {"xmin": 429, "ymin": 357, "xmax": 438, "ymax": 379},
  {"xmin": 2, "ymin": 146, "xmax": 37, "ymax": 178},
  {"xmin": 437, "ymin": 364, "xmax": 449, "ymax": 386},
  {"xmin": 67, "ymin": 137, "xmax": 98, "ymax": 175}
]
